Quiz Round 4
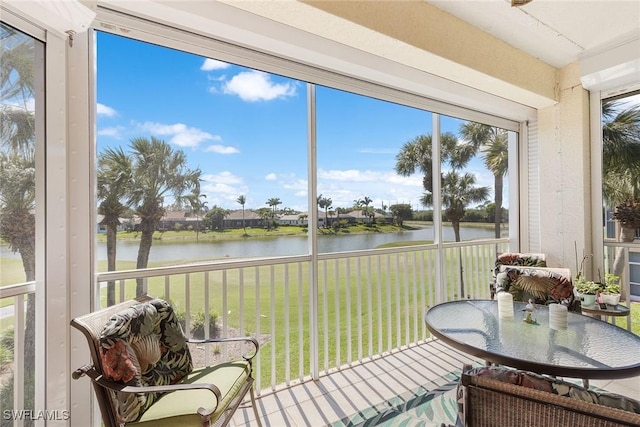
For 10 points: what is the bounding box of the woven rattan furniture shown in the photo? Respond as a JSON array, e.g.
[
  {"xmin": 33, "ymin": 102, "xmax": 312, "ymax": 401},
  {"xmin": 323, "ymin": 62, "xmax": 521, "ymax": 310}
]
[
  {"xmin": 71, "ymin": 296, "xmax": 263, "ymax": 427},
  {"xmin": 460, "ymin": 364, "xmax": 640, "ymax": 427},
  {"xmin": 425, "ymin": 300, "xmax": 640, "ymax": 380}
]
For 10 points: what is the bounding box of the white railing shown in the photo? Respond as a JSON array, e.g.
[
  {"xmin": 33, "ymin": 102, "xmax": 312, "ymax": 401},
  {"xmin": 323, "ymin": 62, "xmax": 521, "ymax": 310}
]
[
  {"xmin": 603, "ymin": 240, "xmax": 639, "ymax": 330},
  {"xmin": 0, "ymin": 281, "xmax": 36, "ymax": 427},
  {"xmin": 95, "ymin": 239, "xmax": 507, "ymax": 393}
]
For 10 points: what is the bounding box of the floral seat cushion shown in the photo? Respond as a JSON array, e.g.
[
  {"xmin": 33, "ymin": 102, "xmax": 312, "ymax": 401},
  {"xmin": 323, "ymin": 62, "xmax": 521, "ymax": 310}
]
[{"xmin": 99, "ymin": 299, "xmax": 193, "ymax": 424}]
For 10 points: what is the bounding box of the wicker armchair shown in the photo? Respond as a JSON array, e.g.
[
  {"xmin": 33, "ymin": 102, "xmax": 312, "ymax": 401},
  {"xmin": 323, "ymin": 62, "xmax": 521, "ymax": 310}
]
[
  {"xmin": 460, "ymin": 364, "xmax": 640, "ymax": 427},
  {"xmin": 71, "ymin": 296, "xmax": 263, "ymax": 427}
]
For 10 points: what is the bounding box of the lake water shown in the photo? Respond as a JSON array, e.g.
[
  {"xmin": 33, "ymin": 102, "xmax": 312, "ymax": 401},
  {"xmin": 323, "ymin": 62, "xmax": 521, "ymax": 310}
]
[
  {"xmin": 1, "ymin": 225, "xmax": 502, "ymax": 262},
  {"xmin": 94, "ymin": 225, "xmax": 500, "ymax": 262}
]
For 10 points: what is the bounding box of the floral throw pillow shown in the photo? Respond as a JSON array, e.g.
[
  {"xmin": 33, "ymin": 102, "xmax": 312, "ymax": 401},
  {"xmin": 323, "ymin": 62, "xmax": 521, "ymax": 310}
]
[
  {"xmin": 99, "ymin": 299, "xmax": 193, "ymax": 423},
  {"xmin": 495, "ymin": 266, "xmax": 575, "ymax": 308}
]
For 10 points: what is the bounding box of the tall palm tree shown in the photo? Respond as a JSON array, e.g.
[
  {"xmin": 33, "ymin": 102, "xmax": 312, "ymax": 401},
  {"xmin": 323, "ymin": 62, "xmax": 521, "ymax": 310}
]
[
  {"xmin": 237, "ymin": 195, "xmax": 247, "ymax": 235},
  {"xmin": 97, "ymin": 147, "xmax": 133, "ymax": 306},
  {"xmin": 127, "ymin": 136, "xmax": 202, "ymax": 295},
  {"xmin": 601, "ymin": 99, "xmax": 640, "ymax": 281},
  {"xmin": 356, "ymin": 196, "xmax": 374, "ymax": 224},
  {"xmin": 396, "ymin": 132, "xmax": 490, "ymax": 297},
  {"xmin": 421, "ymin": 171, "xmax": 490, "ymax": 241},
  {"xmin": 266, "ymin": 197, "xmax": 281, "ymax": 229},
  {"xmin": 0, "ymin": 22, "xmax": 37, "ymax": 416},
  {"xmin": 317, "ymin": 194, "xmax": 332, "ymax": 228},
  {"xmin": 182, "ymin": 192, "xmax": 207, "ymax": 241},
  {"xmin": 459, "ymin": 122, "xmax": 509, "ymax": 238},
  {"xmin": 395, "ymin": 133, "xmax": 460, "ymax": 194}
]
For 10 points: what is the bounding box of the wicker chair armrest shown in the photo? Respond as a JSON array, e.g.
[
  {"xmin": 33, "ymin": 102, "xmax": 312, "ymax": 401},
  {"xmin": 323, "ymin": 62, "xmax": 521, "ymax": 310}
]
[
  {"xmin": 73, "ymin": 364, "xmax": 223, "ymax": 409},
  {"xmin": 187, "ymin": 336, "xmax": 260, "ymax": 361}
]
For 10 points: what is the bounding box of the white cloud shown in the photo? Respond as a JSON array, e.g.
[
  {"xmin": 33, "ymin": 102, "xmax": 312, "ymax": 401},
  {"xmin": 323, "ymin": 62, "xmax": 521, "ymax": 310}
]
[
  {"xmin": 318, "ymin": 168, "xmax": 422, "ymax": 187},
  {"xmin": 97, "ymin": 126, "xmax": 126, "ymax": 138},
  {"xmin": 265, "ymin": 173, "xmax": 277, "ymax": 181},
  {"xmin": 282, "ymin": 179, "xmax": 308, "ymax": 191},
  {"xmin": 201, "ymin": 58, "xmax": 230, "ymax": 71},
  {"xmin": 202, "ymin": 171, "xmax": 242, "ymax": 185},
  {"xmin": 205, "ymin": 145, "xmax": 239, "ymax": 154},
  {"xmin": 200, "ymin": 172, "xmax": 249, "ymax": 207},
  {"xmin": 138, "ymin": 121, "xmax": 220, "ymax": 148},
  {"xmin": 97, "ymin": 103, "xmax": 117, "ymax": 117},
  {"xmin": 222, "ymin": 70, "xmax": 296, "ymax": 102}
]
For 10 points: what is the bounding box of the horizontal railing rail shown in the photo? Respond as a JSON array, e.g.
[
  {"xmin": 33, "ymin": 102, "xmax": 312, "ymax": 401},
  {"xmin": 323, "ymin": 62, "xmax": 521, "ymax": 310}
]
[{"xmin": 93, "ymin": 239, "xmax": 507, "ymax": 394}]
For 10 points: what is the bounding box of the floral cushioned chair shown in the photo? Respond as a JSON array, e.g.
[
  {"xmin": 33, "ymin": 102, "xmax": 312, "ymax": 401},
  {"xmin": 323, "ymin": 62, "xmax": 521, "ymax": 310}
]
[{"xmin": 71, "ymin": 296, "xmax": 263, "ymax": 427}]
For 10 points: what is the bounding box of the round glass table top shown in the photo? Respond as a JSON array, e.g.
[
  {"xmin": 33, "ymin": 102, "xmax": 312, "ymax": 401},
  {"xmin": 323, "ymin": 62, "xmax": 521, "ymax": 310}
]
[{"xmin": 425, "ymin": 300, "xmax": 640, "ymax": 379}]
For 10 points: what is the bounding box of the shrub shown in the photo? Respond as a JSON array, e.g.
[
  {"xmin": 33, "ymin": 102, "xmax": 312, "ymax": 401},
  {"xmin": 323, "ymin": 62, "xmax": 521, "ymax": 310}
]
[
  {"xmin": 0, "ymin": 328, "xmax": 14, "ymax": 366},
  {"xmin": 190, "ymin": 310, "xmax": 220, "ymax": 339}
]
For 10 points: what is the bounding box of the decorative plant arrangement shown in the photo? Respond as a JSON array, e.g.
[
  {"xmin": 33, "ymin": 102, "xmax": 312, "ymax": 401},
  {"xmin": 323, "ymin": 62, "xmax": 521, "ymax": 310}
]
[
  {"xmin": 573, "ymin": 245, "xmax": 598, "ymax": 306},
  {"xmin": 601, "ymin": 273, "xmax": 621, "ymax": 306}
]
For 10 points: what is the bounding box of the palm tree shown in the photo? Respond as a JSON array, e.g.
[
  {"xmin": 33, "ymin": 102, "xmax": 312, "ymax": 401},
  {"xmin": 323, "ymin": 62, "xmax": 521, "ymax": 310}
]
[
  {"xmin": 237, "ymin": 195, "xmax": 247, "ymax": 235},
  {"xmin": 396, "ymin": 132, "xmax": 490, "ymax": 297},
  {"xmin": 459, "ymin": 122, "xmax": 509, "ymax": 238},
  {"xmin": 395, "ymin": 133, "xmax": 460, "ymax": 194},
  {"xmin": 601, "ymin": 99, "xmax": 640, "ymax": 281},
  {"xmin": 317, "ymin": 194, "xmax": 332, "ymax": 228},
  {"xmin": 421, "ymin": 171, "xmax": 490, "ymax": 241},
  {"xmin": 182, "ymin": 192, "xmax": 207, "ymax": 241},
  {"xmin": 97, "ymin": 147, "xmax": 133, "ymax": 306},
  {"xmin": 127, "ymin": 136, "xmax": 202, "ymax": 295},
  {"xmin": 0, "ymin": 23, "xmax": 37, "ymax": 415},
  {"xmin": 356, "ymin": 196, "xmax": 374, "ymax": 224},
  {"xmin": 266, "ymin": 197, "xmax": 282, "ymax": 229}
]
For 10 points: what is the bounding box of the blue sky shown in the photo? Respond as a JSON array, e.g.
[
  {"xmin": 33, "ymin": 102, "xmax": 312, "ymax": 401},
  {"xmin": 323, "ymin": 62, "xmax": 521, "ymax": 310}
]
[{"xmin": 96, "ymin": 32, "xmax": 498, "ymax": 213}]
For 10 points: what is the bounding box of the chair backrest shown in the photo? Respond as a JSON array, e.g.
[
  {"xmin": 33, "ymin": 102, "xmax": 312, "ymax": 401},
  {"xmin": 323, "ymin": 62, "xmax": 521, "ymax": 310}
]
[
  {"xmin": 71, "ymin": 296, "xmax": 193, "ymax": 426},
  {"xmin": 494, "ymin": 252, "xmax": 547, "ymax": 271}
]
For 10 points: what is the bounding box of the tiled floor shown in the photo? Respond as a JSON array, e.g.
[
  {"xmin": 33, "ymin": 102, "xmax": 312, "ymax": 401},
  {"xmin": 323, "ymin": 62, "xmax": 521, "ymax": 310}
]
[{"xmin": 231, "ymin": 338, "xmax": 640, "ymax": 427}]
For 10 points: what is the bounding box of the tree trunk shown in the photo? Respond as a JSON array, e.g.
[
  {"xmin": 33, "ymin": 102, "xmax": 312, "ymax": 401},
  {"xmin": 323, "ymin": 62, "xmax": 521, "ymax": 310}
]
[
  {"xmin": 136, "ymin": 220, "xmax": 154, "ymax": 296},
  {"xmin": 20, "ymin": 235, "xmax": 36, "ymax": 422},
  {"xmin": 494, "ymin": 174, "xmax": 503, "ymax": 238},
  {"xmin": 106, "ymin": 223, "xmax": 117, "ymax": 306},
  {"xmin": 612, "ymin": 225, "xmax": 637, "ymax": 298}
]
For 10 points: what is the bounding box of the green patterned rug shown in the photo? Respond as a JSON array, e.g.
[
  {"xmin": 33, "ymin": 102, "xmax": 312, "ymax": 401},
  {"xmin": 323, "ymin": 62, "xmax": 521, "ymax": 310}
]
[{"xmin": 330, "ymin": 371, "xmax": 463, "ymax": 427}]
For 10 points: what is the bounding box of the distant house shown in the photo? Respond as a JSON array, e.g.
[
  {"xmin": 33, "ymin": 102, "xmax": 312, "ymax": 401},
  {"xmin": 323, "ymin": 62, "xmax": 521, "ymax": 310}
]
[
  {"xmin": 346, "ymin": 210, "xmax": 392, "ymax": 223},
  {"xmin": 277, "ymin": 213, "xmax": 307, "ymax": 226},
  {"xmin": 224, "ymin": 209, "xmax": 263, "ymax": 229},
  {"xmin": 96, "ymin": 214, "xmax": 128, "ymax": 233}
]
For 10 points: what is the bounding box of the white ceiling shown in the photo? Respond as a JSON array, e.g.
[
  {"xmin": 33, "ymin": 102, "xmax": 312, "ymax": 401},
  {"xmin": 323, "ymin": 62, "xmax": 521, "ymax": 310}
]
[{"xmin": 426, "ymin": 0, "xmax": 640, "ymax": 68}]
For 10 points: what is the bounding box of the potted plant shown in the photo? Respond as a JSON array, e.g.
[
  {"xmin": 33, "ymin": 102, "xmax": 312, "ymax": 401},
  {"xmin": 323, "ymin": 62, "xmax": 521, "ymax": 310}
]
[
  {"xmin": 601, "ymin": 273, "xmax": 621, "ymax": 306},
  {"xmin": 574, "ymin": 277, "xmax": 600, "ymax": 307}
]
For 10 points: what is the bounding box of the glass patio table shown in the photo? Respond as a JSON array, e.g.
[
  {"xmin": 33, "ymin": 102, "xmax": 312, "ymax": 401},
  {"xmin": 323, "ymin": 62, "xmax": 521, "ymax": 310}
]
[{"xmin": 425, "ymin": 299, "xmax": 640, "ymax": 380}]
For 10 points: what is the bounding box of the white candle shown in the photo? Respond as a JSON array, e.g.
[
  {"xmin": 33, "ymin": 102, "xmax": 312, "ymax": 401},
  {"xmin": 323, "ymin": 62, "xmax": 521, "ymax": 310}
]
[
  {"xmin": 549, "ymin": 303, "xmax": 568, "ymax": 330},
  {"xmin": 497, "ymin": 292, "xmax": 514, "ymax": 319}
]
